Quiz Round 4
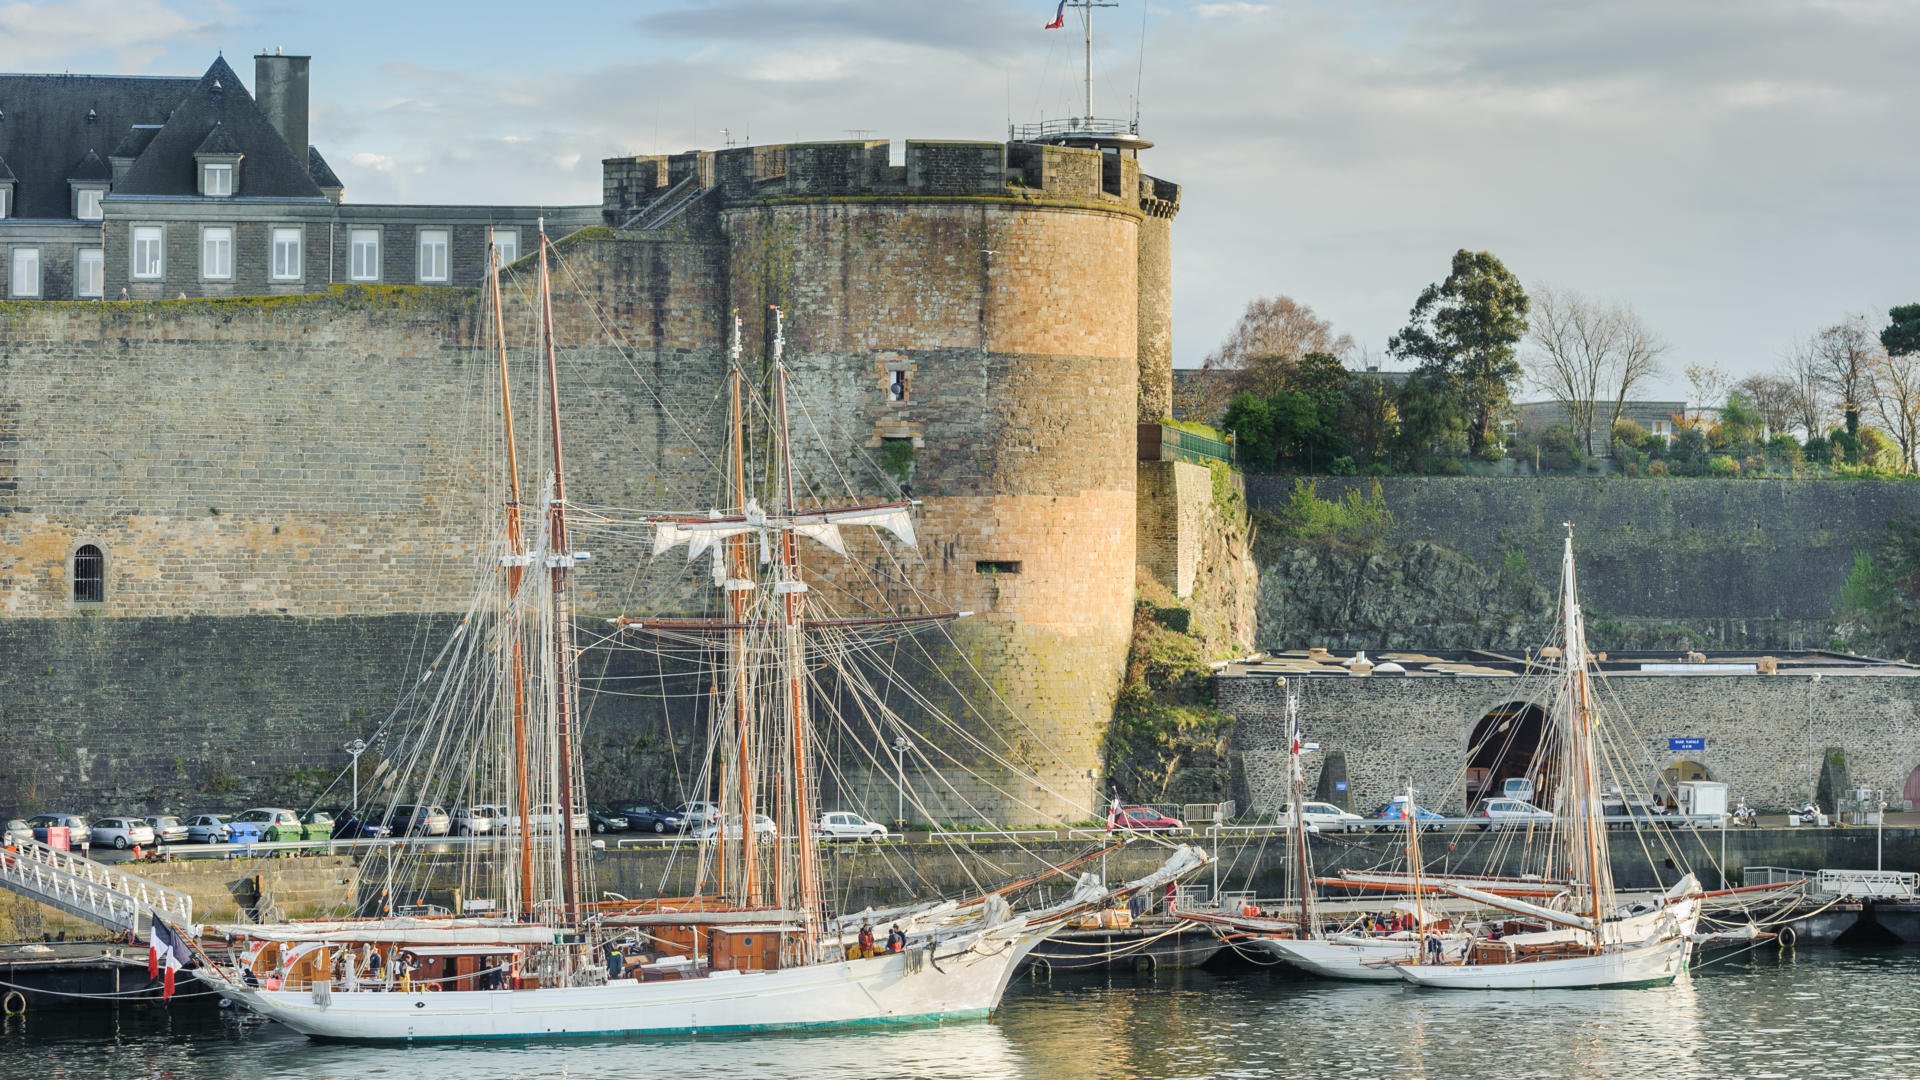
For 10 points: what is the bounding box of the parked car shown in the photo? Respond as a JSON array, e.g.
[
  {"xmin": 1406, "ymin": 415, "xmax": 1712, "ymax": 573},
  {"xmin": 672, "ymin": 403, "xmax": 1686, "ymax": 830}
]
[
  {"xmin": 675, "ymin": 801, "xmax": 720, "ymax": 830},
  {"xmin": 1107, "ymin": 805, "xmax": 1186, "ymax": 833},
  {"xmin": 385, "ymin": 804, "xmax": 451, "ymax": 837},
  {"xmin": 497, "ymin": 804, "xmax": 588, "ymax": 834},
  {"xmin": 817, "ymin": 811, "xmax": 888, "ymax": 842},
  {"xmin": 695, "ymin": 813, "xmax": 777, "ymax": 842},
  {"xmin": 184, "ymin": 813, "xmax": 231, "ymax": 843},
  {"xmin": 92, "ymin": 816, "xmax": 158, "ymax": 850},
  {"xmin": 452, "ymin": 805, "xmax": 498, "ymax": 836},
  {"xmin": 227, "ymin": 808, "xmax": 303, "ymax": 844},
  {"xmin": 322, "ymin": 809, "xmax": 390, "ymax": 840},
  {"xmin": 300, "ymin": 810, "xmax": 335, "ymax": 842},
  {"xmin": 27, "ymin": 813, "xmax": 92, "ymax": 847},
  {"xmin": 1278, "ymin": 802, "xmax": 1367, "ymax": 833},
  {"xmin": 1369, "ymin": 798, "xmax": 1445, "ymax": 828},
  {"xmin": 4, "ymin": 819, "xmax": 34, "ymax": 846},
  {"xmin": 587, "ymin": 807, "xmax": 630, "ymax": 834},
  {"xmin": 1472, "ymin": 798, "xmax": 1553, "ymax": 824},
  {"xmin": 616, "ymin": 803, "xmax": 687, "ymax": 834},
  {"xmin": 145, "ymin": 816, "xmax": 190, "ymax": 844}
]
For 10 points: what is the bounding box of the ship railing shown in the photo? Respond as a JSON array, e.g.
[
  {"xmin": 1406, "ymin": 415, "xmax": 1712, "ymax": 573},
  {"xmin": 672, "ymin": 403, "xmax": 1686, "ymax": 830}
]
[
  {"xmin": 1010, "ymin": 117, "xmax": 1140, "ymax": 142},
  {"xmin": 1813, "ymin": 868, "xmax": 1918, "ymax": 900},
  {"xmin": 0, "ymin": 838, "xmax": 193, "ymax": 933}
]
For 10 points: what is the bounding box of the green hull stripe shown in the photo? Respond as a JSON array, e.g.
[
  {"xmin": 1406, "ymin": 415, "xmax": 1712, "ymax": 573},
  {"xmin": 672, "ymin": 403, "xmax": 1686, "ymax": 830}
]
[{"xmin": 307, "ymin": 1007, "xmax": 994, "ymax": 1045}]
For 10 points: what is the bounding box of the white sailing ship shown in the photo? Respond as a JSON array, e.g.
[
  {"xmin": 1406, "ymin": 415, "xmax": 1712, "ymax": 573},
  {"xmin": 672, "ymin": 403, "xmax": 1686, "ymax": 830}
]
[{"xmin": 192, "ymin": 230, "xmax": 1206, "ymax": 1041}]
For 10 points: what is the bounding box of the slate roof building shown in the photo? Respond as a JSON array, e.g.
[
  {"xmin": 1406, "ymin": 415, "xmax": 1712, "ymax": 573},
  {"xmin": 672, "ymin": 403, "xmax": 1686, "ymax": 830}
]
[{"xmin": 0, "ymin": 53, "xmax": 597, "ymax": 301}]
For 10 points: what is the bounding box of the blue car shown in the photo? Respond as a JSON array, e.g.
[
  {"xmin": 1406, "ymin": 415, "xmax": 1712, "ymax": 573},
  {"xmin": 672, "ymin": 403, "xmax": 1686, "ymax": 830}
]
[{"xmin": 1370, "ymin": 798, "xmax": 1444, "ymax": 827}]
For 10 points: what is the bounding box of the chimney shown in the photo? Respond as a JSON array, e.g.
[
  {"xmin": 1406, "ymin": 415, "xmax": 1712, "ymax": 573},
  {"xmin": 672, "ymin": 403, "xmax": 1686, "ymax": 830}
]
[{"xmin": 254, "ymin": 51, "xmax": 310, "ymax": 165}]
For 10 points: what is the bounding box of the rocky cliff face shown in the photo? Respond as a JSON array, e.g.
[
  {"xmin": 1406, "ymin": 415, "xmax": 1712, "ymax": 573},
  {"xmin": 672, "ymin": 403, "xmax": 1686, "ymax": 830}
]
[{"xmin": 1253, "ymin": 537, "xmax": 1547, "ymax": 652}]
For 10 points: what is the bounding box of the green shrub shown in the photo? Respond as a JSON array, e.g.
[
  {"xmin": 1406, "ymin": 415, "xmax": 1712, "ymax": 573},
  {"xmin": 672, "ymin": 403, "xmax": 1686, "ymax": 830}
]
[
  {"xmin": 1647, "ymin": 460, "xmax": 1670, "ymax": 478},
  {"xmin": 1706, "ymin": 455, "xmax": 1740, "ymax": 478},
  {"xmin": 1273, "ymin": 478, "xmax": 1393, "ymax": 546}
]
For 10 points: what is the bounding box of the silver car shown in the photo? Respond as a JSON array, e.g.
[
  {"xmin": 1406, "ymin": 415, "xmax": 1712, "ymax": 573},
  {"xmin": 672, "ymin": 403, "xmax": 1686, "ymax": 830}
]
[
  {"xmin": 146, "ymin": 816, "xmax": 190, "ymax": 844},
  {"xmin": 184, "ymin": 813, "xmax": 232, "ymax": 843},
  {"xmin": 91, "ymin": 816, "xmax": 158, "ymax": 850}
]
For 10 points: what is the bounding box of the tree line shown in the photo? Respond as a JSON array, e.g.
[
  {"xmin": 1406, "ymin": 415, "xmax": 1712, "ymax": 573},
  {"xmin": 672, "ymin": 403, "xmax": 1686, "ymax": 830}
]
[{"xmin": 1189, "ymin": 249, "xmax": 1920, "ymax": 478}]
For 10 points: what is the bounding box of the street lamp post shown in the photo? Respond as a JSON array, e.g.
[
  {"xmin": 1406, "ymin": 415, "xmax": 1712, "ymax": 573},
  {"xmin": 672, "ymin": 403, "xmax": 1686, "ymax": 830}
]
[
  {"xmin": 345, "ymin": 739, "xmax": 368, "ymax": 810},
  {"xmin": 892, "ymin": 736, "xmax": 911, "ymax": 830}
]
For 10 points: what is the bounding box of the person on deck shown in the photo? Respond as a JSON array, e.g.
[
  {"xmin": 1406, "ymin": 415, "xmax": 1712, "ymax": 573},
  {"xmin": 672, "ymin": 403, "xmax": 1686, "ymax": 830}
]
[
  {"xmin": 858, "ymin": 922, "xmax": 876, "ymax": 958},
  {"xmin": 886, "ymin": 925, "xmax": 906, "ymax": 953},
  {"xmin": 606, "ymin": 943, "xmax": 625, "ymax": 980}
]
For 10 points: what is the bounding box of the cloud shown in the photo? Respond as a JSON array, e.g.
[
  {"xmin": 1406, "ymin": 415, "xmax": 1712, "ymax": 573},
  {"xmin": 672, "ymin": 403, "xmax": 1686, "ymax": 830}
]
[
  {"xmin": 307, "ymin": 0, "xmax": 1920, "ymax": 394},
  {"xmin": 0, "ymin": 0, "xmax": 217, "ymax": 69}
]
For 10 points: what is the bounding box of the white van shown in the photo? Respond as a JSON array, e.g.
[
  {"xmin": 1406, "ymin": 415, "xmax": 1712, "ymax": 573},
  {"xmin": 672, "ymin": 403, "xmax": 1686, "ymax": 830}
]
[{"xmin": 1501, "ymin": 777, "xmax": 1535, "ymax": 802}]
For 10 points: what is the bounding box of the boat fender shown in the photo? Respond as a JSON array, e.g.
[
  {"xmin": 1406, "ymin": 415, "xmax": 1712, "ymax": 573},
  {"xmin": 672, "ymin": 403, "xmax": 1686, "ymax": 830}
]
[
  {"xmin": 3, "ymin": 990, "xmax": 25, "ymax": 1015},
  {"xmin": 1777, "ymin": 925, "xmax": 1797, "ymax": 949},
  {"xmin": 906, "ymin": 945, "xmax": 927, "ymax": 974}
]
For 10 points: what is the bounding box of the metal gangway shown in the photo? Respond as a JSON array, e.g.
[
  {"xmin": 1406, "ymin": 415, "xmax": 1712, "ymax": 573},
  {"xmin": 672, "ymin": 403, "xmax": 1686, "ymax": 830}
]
[{"xmin": 0, "ymin": 838, "xmax": 193, "ymax": 934}]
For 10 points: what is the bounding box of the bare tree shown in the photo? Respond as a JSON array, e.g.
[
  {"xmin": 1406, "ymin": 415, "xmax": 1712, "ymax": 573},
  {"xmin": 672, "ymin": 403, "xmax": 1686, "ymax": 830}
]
[
  {"xmin": 1870, "ymin": 348, "xmax": 1920, "ymax": 471},
  {"xmin": 1783, "ymin": 338, "xmax": 1830, "ymax": 438},
  {"xmin": 1201, "ymin": 295, "xmax": 1354, "ymax": 399},
  {"xmin": 1524, "ymin": 285, "xmax": 1667, "ymax": 455},
  {"xmin": 1733, "ymin": 374, "xmax": 1799, "ymax": 437},
  {"xmin": 1812, "ymin": 314, "xmax": 1882, "ymax": 438},
  {"xmin": 1684, "ymin": 362, "xmax": 1730, "ymax": 419}
]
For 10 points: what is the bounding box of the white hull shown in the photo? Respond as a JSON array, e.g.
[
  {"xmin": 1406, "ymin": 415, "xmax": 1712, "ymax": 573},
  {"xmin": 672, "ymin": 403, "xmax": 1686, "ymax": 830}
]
[
  {"xmin": 1248, "ymin": 934, "xmax": 1466, "ymax": 982},
  {"xmin": 207, "ymin": 929, "xmax": 1039, "ymax": 1042},
  {"xmin": 1393, "ymin": 931, "xmax": 1689, "ymax": 990}
]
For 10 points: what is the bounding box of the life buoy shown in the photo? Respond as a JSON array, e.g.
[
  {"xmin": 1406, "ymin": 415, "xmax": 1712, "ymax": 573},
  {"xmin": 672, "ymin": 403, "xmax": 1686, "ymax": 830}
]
[{"xmin": 423, "ymin": 981, "xmax": 442, "ymax": 992}]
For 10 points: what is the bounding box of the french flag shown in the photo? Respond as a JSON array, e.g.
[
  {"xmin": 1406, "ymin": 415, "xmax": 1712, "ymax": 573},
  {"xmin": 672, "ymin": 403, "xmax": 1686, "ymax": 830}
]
[
  {"xmin": 1045, "ymin": 0, "xmax": 1067, "ymax": 29},
  {"xmin": 147, "ymin": 919, "xmax": 191, "ymax": 998}
]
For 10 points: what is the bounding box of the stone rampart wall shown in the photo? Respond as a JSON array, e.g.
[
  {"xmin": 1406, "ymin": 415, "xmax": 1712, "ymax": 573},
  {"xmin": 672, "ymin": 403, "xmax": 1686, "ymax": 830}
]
[
  {"xmin": 1247, "ymin": 476, "xmax": 1920, "ymax": 650},
  {"xmin": 1223, "ymin": 670, "xmax": 1920, "ymax": 813}
]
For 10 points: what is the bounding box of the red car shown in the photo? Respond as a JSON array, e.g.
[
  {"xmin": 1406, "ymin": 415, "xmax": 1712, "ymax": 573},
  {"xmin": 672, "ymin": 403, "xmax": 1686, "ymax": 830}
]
[{"xmin": 1107, "ymin": 805, "xmax": 1185, "ymax": 833}]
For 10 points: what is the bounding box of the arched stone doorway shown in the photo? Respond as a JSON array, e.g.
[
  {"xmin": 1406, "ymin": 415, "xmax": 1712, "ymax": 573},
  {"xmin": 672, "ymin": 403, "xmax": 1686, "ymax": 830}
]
[
  {"xmin": 1660, "ymin": 759, "xmax": 1711, "ymax": 802},
  {"xmin": 1467, "ymin": 702, "xmax": 1552, "ymax": 807}
]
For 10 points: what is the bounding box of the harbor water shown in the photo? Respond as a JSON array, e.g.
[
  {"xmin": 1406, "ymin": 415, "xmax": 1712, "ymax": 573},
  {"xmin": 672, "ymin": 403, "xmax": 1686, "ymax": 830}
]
[{"xmin": 3, "ymin": 946, "xmax": 1917, "ymax": 1078}]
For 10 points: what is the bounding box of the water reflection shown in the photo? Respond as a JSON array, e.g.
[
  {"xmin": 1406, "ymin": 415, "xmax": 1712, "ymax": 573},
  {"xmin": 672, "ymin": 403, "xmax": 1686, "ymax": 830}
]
[{"xmin": 5, "ymin": 949, "xmax": 1919, "ymax": 1079}]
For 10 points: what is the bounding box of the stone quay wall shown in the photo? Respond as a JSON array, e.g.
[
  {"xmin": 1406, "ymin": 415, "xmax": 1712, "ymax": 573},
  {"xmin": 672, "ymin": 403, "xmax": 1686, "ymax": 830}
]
[{"xmin": 1222, "ymin": 669, "xmax": 1920, "ymax": 814}]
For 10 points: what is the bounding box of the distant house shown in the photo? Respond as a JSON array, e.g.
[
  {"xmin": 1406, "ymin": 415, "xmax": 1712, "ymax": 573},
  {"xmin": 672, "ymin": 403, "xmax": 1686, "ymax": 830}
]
[
  {"xmin": 0, "ymin": 53, "xmax": 595, "ymax": 301},
  {"xmin": 1514, "ymin": 399, "xmax": 1689, "ymax": 456}
]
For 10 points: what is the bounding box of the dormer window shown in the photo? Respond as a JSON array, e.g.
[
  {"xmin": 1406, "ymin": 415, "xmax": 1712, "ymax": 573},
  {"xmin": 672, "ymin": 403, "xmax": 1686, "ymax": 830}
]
[
  {"xmin": 74, "ymin": 186, "xmax": 105, "ymax": 220},
  {"xmin": 201, "ymin": 162, "xmax": 234, "ymax": 197},
  {"xmin": 194, "ymin": 123, "xmax": 244, "ymax": 199}
]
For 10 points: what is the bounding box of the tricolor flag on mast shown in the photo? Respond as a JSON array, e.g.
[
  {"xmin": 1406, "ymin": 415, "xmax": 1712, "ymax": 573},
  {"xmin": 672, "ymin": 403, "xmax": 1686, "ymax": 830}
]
[
  {"xmin": 147, "ymin": 918, "xmax": 191, "ymax": 998},
  {"xmin": 1044, "ymin": 0, "xmax": 1067, "ymax": 29}
]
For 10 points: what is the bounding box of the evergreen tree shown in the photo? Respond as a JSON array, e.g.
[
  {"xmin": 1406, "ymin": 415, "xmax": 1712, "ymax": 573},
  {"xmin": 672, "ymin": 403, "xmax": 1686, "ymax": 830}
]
[{"xmin": 1389, "ymin": 250, "xmax": 1530, "ymax": 460}]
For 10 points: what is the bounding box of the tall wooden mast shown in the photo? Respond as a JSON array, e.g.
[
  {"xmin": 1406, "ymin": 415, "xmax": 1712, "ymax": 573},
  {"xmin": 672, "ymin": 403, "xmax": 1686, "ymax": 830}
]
[
  {"xmin": 537, "ymin": 226, "xmax": 583, "ymax": 922},
  {"xmin": 1285, "ymin": 685, "xmax": 1313, "ymax": 937},
  {"xmin": 770, "ymin": 307, "xmax": 821, "ymax": 955},
  {"xmin": 726, "ymin": 315, "xmax": 761, "ymax": 906},
  {"xmin": 488, "ymin": 245, "xmax": 537, "ymax": 918}
]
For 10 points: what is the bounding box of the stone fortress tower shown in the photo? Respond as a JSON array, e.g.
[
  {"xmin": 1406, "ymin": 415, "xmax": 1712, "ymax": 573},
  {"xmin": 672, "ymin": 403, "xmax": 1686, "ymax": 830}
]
[
  {"xmin": 0, "ymin": 117, "xmax": 1179, "ymax": 822},
  {"xmin": 600, "ymin": 136, "xmax": 1180, "ymax": 821}
]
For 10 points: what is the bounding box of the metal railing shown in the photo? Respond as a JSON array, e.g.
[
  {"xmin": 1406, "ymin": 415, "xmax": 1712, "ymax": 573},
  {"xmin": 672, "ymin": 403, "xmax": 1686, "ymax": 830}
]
[
  {"xmin": 926, "ymin": 829, "xmax": 1062, "ymax": 844},
  {"xmin": 619, "ymin": 174, "xmax": 707, "ymax": 231},
  {"xmin": 1010, "ymin": 117, "xmax": 1141, "ymax": 143},
  {"xmin": 1815, "ymin": 869, "xmax": 1917, "ymax": 900},
  {"xmin": 0, "ymin": 838, "xmax": 193, "ymax": 933},
  {"xmin": 1140, "ymin": 423, "xmax": 1233, "ymax": 466}
]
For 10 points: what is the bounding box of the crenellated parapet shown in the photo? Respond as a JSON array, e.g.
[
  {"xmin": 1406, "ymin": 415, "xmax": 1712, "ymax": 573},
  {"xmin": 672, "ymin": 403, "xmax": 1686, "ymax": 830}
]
[{"xmin": 602, "ymin": 139, "xmax": 1180, "ymax": 226}]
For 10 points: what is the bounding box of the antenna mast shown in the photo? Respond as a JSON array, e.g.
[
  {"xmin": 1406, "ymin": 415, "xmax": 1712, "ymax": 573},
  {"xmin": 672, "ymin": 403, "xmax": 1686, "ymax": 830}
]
[{"xmin": 1077, "ymin": 0, "xmax": 1118, "ymax": 124}]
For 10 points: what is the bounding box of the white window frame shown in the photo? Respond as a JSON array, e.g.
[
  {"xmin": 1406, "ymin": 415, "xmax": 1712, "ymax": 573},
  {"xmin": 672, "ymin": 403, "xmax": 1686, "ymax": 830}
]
[
  {"xmin": 270, "ymin": 227, "xmax": 303, "ymax": 282},
  {"xmin": 9, "ymin": 247, "xmax": 40, "ymax": 298},
  {"xmin": 489, "ymin": 227, "xmax": 519, "ymax": 268},
  {"xmin": 349, "ymin": 228, "xmax": 381, "ymax": 282},
  {"xmin": 202, "ymin": 163, "xmax": 233, "ymax": 197},
  {"xmin": 201, "ymin": 226, "xmax": 233, "ymax": 281},
  {"xmin": 131, "ymin": 225, "xmax": 164, "ymax": 280},
  {"xmin": 76, "ymin": 248, "xmax": 103, "ymax": 298},
  {"xmin": 0, "ymin": 187, "xmax": 10, "ymax": 219},
  {"xmin": 75, "ymin": 187, "xmax": 104, "ymax": 220},
  {"xmin": 417, "ymin": 228, "xmax": 450, "ymax": 283}
]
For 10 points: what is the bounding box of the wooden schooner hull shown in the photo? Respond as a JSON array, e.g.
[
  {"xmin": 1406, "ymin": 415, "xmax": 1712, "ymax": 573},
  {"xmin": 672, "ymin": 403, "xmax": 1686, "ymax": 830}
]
[
  {"xmin": 1392, "ymin": 930, "xmax": 1690, "ymax": 991},
  {"xmin": 1248, "ymin": 934, "xmax": 1467, "ymax": 981},
  {"xmin": 205, "ymin": 927, "xmax": 1041, "ymax": 1042}
]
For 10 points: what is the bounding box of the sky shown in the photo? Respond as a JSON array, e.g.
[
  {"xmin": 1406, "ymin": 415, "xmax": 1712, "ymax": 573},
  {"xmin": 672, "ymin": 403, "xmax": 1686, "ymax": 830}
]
[{"xmin": 8, "ymin": 0, "xmax": 1917, "ymax": 397}]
